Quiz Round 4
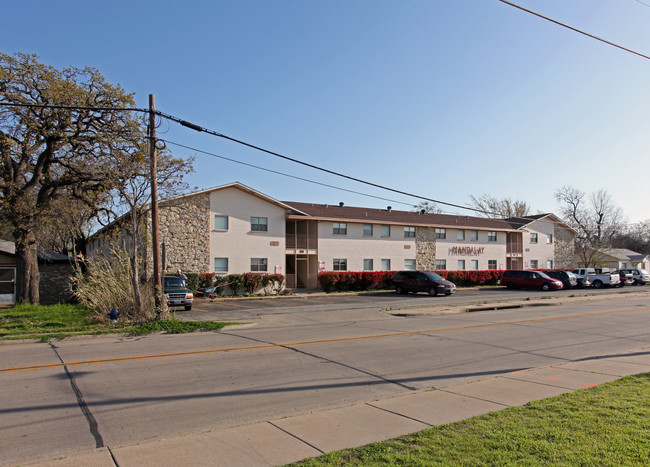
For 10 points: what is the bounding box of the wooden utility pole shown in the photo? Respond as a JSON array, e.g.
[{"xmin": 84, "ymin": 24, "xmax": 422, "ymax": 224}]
[{"xmin": 149, "ymin": 94, "xmax": 162, "ymax": 312}]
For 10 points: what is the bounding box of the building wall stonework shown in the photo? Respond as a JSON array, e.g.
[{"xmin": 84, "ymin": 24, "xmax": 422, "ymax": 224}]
[
  {"xmin": 158, "ymin": 193, "xmax": 211, "ymax": 274},
  {"xmin": 416, "ymin": 227, "xmax": 436, "ymax": 270},
  {"xmin": 554, "ymin": 226, "xmax": 575, "ymax": 269},
  {"xmin": 39, "ymin": 262, "xmax": 74, "ymax": 305}
]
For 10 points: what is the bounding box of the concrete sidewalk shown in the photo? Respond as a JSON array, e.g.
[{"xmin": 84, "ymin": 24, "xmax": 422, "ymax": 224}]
[{"xmin": 21, "ymin": 347, "xmax": 650, "ymax": 467}]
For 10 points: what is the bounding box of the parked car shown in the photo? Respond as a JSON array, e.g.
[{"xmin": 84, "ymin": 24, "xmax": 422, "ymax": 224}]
[
  {"xmin": 392, "ymin": 271, "xmax": 456, "ymax": 296},
  {"xmin": 572, "ymin": 268, "xmax": 620, "ymax": 289},
  {"xmin": 614, "ymin": 270, "xmax": 635, "ymax": 287},
  {"xmin": 617, "ymin": 268, "xmax": 650, "ymax": 285},
  {"xmin": 499, "ymin": 270, "xmax": 564, "ymax": 291},
  {"xmin": 543, "ymin": 270, "xmax": 578, "ymax": 289},
  {"xmin": 163, "ymin": 276, "xmax": 194, "ymax": 310}
]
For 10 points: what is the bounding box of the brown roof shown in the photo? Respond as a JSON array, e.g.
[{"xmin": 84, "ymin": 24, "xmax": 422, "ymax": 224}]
[{"xmin": 283, "ymin": 202, "xmax": 518, "ymax": 231}]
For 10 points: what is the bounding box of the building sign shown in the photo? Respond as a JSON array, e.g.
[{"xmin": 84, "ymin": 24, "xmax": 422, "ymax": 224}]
[
  {"xmin": 449, "ymin": 246, "xmax": 485, "ymax": 256},
  {"xmin": 319, "ymin": 261, "xmax": 326, "ymax": 271},
  {"xmin": 270, "ymin": 241, "xmax": 280, "ymax": 246}
]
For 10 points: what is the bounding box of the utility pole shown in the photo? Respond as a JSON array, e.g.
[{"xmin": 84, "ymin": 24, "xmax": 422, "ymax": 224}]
[{"xmin": 149, "ymin": 94, "xmax": 162, "ymax": 313}]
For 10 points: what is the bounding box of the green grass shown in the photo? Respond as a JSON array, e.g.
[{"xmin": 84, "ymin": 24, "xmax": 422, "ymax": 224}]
[
  {"xmin": 0, "ymin": 303, "xmax": 232, "ymax": 342},
  {"xmin": 290, "ymin": 373, "xmax": 650, "ymax": 466}
]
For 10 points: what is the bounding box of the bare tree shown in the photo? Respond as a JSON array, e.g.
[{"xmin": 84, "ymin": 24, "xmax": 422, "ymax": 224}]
[
  {"xmin": 554, "ymin": 186, "xmax": 626, "ymax": 266},
  {"xmin": 413, "ymin": 201, "xmax": 442, "ymax": 214},
  {"xmin": 468, "ymin": 194, "xmax": 531, "ymax": 219}
]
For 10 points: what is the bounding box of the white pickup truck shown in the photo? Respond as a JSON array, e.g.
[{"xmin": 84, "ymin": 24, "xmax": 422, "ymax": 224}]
[{"xmin": 572, "ymin": 268, "xmax": 621, "ymax": 289}]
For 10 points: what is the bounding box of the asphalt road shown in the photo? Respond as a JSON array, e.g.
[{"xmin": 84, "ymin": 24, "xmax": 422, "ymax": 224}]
[{"xmin": 1, "ymin": 289, "xmax": 649, "ymax": 465}]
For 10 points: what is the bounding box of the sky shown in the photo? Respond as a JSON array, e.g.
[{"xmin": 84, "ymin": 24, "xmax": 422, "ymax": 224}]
[{"xmin": 3, "ymin": 0, "xmax": 650, "ymax": 224}]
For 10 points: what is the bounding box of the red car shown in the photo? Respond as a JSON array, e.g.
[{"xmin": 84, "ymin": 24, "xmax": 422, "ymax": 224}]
[{"xmin": 500, "ymin": 270, "xmax": 564, "ymax": 291}]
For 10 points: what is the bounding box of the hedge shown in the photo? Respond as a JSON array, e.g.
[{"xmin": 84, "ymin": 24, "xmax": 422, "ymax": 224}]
[
  {"xmin": 318, "ymin": 270, "xmax": 506, "ymax": 292},
  {"xmin": 196, "ymin": 272, "xmax": 285, "ymax": 295}
]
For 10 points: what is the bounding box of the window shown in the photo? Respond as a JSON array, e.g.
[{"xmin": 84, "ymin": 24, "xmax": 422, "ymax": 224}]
[
  {"xmin": 488, "ymin": 260, "xmax": 497, "ymax": 270},
  {"xmin": 457, "ymin": 230, "xmax": 465, "ymax": 241},
  {"xmin": 333, "ymin": 222, "xmax": 347, "ymax": 235},
  {"xmin": 435, "ymin": 259, "xmax": 446, "ymax": 270},
  {"xmin": 404, "ymin": 226, "xmax": 416, "ymax": 237},
  {"xmin": 470, "ymin": 230, "xmax": 478, "ymax": 241},
  {"xmin": 381, "ymin": 259, "xmax": 391, "ymax": 270},
  {"xmin": 214, "ymin": 257, "xmax": 228, "ymax": 273},
  {"xmin": 363, "ymin": 224, "xmax": 373, "ymax": 236},
  {"xmin": 435, "ymin": 228, "xmax": 446, "ymax": 239},
  {"xmin": 251, "ymin": 258, "xmax": 268, "ymax": 272},
  {"xmin": 458, "ymin": 260, "xmax": 465, "ymax": 270},
  {"xmin": 251, "ymin": 217, "xmax": 268, "ymax": 232},
  {"xmin": 214, "ymin": 215, "xmax": 228, "ymax": 230},
  {"xmin": 381, "ymin": 225, "xmax": 390, "ymax": 237},
  {"xmin": 363, "ymin": 259, "xmax": 374, "ymax": 271},
  {"xmin": 547, "ymin": 234, "xmax": 553, "ymax": 244},
  {"xmin": 547, "ymin": 260, "xmax": 553, "ymax": 269},
  {"xmin": 333, "ymin": 258, "xmax": 347, "ymax": 271},
  {"xmin": 404, "ymin": 259, "xmax": 416, "ymax": 270},
  {"xmin": 471, "ymin": 260, "xmax": 479, "ymax": 270},
  {"xmin": 530, "ymin": 233, "xmax": 538, "ymax": 244},
  {"xmin": 488, "ymin": 231, "xmax": 497, "ymax": 242},
  {"xmin": 530, "ymin": 260, "xmax": 538, "ymax": 269}
]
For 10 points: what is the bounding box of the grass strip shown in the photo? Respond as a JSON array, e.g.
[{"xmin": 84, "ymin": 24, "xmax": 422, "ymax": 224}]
[{"xmin": 290, "ymin": 373, "xmax": 650, "ymax": 466}]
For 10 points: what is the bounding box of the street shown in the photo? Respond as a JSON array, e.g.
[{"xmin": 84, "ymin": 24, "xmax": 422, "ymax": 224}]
[{"xmin": 1, "ymin": 289, "xmax": 649, "ymax": 465}]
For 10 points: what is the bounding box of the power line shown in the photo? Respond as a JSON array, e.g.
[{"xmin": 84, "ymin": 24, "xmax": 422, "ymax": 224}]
[
  {"xmin": 0, "ymin": 101, "xmax": 147, "ymax": 113},
  {"xmin": 499, "ymin": 0, "xmax": 650, "ymax": 60}
]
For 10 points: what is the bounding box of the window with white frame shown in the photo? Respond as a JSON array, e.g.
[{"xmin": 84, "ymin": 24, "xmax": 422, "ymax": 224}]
[
  {"xmin": 458, "ymin": 260, "xmax": 465, "ymax": 270},
  {"xmin": 470, "ymin": 230, "xmax": 478, "ymax": 241},
  {"xmin": 381, "ymin": 225, "xmax": 390, "ymax": 237},
  {"xmin": 404, "ymin": 226, "xmax": 416, "ymax": 237},
  {"xmin": 547, "ymin": 234, "xmax": 553, "ymax": 244},
  {"xmin": 251, "ymin": 217, "xmax": 268, "ymax": 232},
  {"xmin": 404, "ymin": 259, "xmax": 416, "ymax": 270},
  {"xmin": 333, "ymin": 222, "xmax": 347, "ymax": 235},
  {"xmin": 435, "ymin": 228, "xmax": 446, "ymax": 239},
  {"xmin": 381, "ymin": 259, "xmax": 391, "ymax": 270},
  {"xmin": 457, "ymin": 230, "xmax": 465, "ymax": 241},
  {"xmin": 214, "ymin": 215, "xmax": 228, "ymax": 230},
  {"xmin": 435, "ymin": 259, "xmax": 446, "ymax": 270},
  {"xmin": 530, "ymin": 260, "xmax": 538, "ymax": 269},
  {"xmin": 333, "ymin": 258, "xmax": 347, "ymax": 271},
  {"xmin": 214, "ymin": 257, "xmax": 228, "ymax": 273},
  {"xmin": 363, "ymin": 224, "xmax": 373, "ymax": 236},
  {"xmin": 530, "ymin": 233, "xmax": 538, "ymax": 244},
  {"xmin": 363, "ymin": 259, "xmax": 373, "ymax": 271},
  {"xmin": 251, "ymin": 258, "xmax": 268, "ymax": 272},
  {"xmin": 487, "ymin": 260, "xmax": 497, "ymax": 270},
  {"xmin": 547, "ymin": 260, "xmax": 553, "ymax": 269},
  {"xmin": 488, "ymin": 231, "xmax": 497, "ymax": 242},
  {"xmin": 471, "ymin": 260, "xmax": 479, "ymax": 270}
]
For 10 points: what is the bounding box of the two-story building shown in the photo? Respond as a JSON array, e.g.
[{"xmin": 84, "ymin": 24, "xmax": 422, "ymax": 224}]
[{"xmin": 88, "ymin": 182, "xmax": 577, "ymax": 289}]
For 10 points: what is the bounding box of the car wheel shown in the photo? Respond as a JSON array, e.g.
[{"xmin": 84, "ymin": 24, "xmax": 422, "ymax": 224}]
[
  {"xmin": 541, "ymin": 283, "xmax": 550, "ymax": 291},
  {"xmin": 428, "ymin": 287, "xmax": 438, "ymax": 297},
  {"xmin": 184, "ymin": 305, "xmax": 192, "ymax": 311},
  {"xmin": 593, "ymin": 280, "xmax": 603, "ymax": 289},
  {"xmin": 506, "ymin": 282, "xmax": 516, "ymax": 290},
  {"xmin": 395, "ymin": 285, "xmax": 404, "ymax": 294}
]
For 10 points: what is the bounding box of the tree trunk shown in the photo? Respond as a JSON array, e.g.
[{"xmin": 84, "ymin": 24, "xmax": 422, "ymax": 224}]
[
  {"xmin": 15, "ymin": 229, "xmax": 40, "ymax": 304},
  {"xmin": 130, "ymin": 213, "xmax": 144, "ymax": 320}
]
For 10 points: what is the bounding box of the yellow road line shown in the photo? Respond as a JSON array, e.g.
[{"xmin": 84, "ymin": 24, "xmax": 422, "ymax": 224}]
[{"xmin": 2, "ymin": 306, "xmax": 647, "ymax": 374}]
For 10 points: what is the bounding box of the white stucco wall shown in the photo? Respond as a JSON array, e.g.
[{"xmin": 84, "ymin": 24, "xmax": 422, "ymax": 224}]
[
  {"xmin": 209, "ymin": 187, "xmax": 286, "ymax": 274},
  {"xmin": 436, "ymin": 229, "xmax": 507, "ymax": 270},
  {"xmin": 522, "ymin": 218, "xmax": 556, "ymax": 268},
  {"xmin": 317, "ymin": 221, "xmax": 416, "ymax": 271}
]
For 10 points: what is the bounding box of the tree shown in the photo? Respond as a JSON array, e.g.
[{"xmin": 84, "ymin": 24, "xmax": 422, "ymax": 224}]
[
  {"xmin": 0, "ymin": 52, "xmax": 142, "ymax": 304},
  {"xmin": 554, "ymin": 186, "xmax": 626, "ymax": 267},
  {"xmin": 611, "ymin": 220, "xmax": 650, "ymax": 255},
  {"xmin": 413, "ymin": 201, "xmax": 442, "ymax": 214},
  {"xmin": 468, "ymin": 194, "xmax": 531, "ymax": 219}
]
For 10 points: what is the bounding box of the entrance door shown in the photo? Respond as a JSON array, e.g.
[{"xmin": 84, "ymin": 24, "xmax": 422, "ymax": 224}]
[{"xmin": 0, "ymin": 267, "xmax": 16, "ymax": 304}]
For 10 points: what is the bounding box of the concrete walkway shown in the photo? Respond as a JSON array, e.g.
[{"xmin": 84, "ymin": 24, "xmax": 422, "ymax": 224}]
[{"xmin": 19, "ymin": 346, "xmax": 650, "ymax": 466}]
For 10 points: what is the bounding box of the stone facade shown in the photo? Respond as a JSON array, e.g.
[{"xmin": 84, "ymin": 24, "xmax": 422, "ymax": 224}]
[
  {"xmin": 554, "ymin": 225, "xmax": 575, "ymax": 269},
  {"xmin": 157, "ymin": 193, "xmax": 211, "ymax": 274},
  {"xmin": 416, "ymin": 227, "xmax": 437, "ymax": 270}
]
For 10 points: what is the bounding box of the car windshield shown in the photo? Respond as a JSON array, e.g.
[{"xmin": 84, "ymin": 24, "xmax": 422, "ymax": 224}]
[
  {"xmin": 164, "ymin": 277, "xmax": 186, "ymax": 288},
  {"xmin": 423, "ymin": 272, "xmax": 444, "ymax": 281},
  {"xmin": 537, "ymin": 271, "xmax": 551, "ymax": 279}
]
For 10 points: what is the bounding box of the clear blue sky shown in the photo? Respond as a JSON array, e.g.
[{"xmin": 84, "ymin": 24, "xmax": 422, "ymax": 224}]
[{"xmin": 3, "ymin": 0, "xmax": 650, "ymax": 223}]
